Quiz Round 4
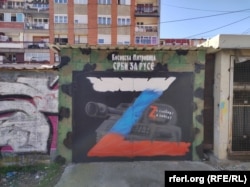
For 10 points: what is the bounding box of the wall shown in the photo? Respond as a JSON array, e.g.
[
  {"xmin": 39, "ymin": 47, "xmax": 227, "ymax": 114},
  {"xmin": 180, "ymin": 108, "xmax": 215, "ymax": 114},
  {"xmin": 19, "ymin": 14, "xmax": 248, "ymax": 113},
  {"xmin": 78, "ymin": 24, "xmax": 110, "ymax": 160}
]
[
  {"xmin": 57, "ymin": 47, "xmax": 206, "ymax": 163},
  {"xmin": 213, "ymin": 51, "xmax": 230, "ymax": 159},
  {"xmin": 0, "ymin": 70, "xmax": 59, "ymax": 165}
]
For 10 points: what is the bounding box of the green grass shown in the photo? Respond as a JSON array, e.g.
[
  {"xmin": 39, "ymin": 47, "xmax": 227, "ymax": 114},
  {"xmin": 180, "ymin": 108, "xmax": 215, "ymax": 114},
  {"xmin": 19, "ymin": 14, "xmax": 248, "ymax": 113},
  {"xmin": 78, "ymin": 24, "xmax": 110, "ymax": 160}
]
[
  {"xmin": 0, "ymin": 163, "xmax": 65, "ymax": 187},
  {"xmin": 37, "ymin": 163, "xmax": 65, "ymax": 187}
]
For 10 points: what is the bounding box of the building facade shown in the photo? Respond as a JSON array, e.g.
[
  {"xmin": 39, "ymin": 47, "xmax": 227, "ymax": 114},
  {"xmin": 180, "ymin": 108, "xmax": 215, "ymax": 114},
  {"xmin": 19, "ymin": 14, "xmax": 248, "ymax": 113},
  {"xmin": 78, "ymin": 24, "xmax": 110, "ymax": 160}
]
[
  {"xmin": 199, "ymin": 34, "xmax": 250, "ymax": 160},
  {"xmin": 0, "ymin": 0, "xmax": 161, "ymax": 64},
  {"xmin": 0, "ymin": 0, "xmax": 50, "ymax": 64}
]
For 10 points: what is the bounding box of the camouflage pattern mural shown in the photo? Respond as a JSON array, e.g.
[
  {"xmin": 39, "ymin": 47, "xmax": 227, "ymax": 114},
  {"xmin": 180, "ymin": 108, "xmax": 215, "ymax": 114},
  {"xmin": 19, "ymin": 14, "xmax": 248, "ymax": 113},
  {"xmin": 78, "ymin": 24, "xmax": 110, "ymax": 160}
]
[
  {"xmin": 0, "ymin": 71, "xmax": 58, "ymax": 160},
  {"xmin": 58, "ymin": 47, "xmax": 206, "ymax": 162}
]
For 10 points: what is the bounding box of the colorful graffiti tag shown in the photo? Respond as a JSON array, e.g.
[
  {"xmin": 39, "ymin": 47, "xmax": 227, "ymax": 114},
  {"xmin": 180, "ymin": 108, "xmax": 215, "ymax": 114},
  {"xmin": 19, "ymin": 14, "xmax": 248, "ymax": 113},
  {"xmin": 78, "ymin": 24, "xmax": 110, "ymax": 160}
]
[{"xmin": 0, "ymin": 72, "xmax": 58, "ymax": 154}]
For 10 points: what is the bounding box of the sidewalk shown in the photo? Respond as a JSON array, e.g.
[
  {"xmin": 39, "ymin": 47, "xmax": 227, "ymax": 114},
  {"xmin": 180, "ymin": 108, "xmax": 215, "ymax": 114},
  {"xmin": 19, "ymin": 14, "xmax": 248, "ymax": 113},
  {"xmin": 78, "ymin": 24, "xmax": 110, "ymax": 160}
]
[{"xmin": 54, "ymin": 156, "xmax": 250, "ymax": 187}]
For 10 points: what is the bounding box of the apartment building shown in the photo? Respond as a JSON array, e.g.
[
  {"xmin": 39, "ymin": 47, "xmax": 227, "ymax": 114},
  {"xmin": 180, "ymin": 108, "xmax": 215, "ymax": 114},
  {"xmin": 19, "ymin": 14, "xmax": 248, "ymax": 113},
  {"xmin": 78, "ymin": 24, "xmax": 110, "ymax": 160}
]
[
  {"xmin": 0, "ymin": 0, "xmax": 160, "ymax": 64},
  {"xmin": 0, "ymin": 0, "xmax": 50, "ymax": 64}
]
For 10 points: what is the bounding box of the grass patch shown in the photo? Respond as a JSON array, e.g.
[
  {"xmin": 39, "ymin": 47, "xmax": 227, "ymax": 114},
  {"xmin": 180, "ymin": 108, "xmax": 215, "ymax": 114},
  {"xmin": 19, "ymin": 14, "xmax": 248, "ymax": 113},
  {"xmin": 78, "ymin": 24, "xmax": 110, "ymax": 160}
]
[
  {"xmin": 0, "ymin": 163, "xmax": 65, "ymax": 187},
  {"xmin": 37, "ymin": 163, "xmax": 65, "ymax": 187}
]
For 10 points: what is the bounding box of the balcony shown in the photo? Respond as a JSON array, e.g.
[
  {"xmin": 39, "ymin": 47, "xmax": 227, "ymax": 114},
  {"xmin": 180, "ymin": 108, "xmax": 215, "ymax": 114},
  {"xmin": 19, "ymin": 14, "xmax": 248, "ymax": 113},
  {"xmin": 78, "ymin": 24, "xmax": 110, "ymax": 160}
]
[
  {"xmin": 25, "ymin": 22, "xmax": 49, "ymax": 30},
  {"xmin": 24, "ymin": 41, "xmax": 49, "ymax": 49},
  {"xmin": 0, "ymin": 41, "xmax": 49, "ymax": 49},
  {"xmin": 0, "ymin": 2, "xmax": 49, "ymax": 14},
  {"xmin": 0, "ymin": 2, "xmax": 24, "ymax": 10},
  {"xmin": 135, "ymin": 5, "xmax": 159, "ymax": 17},
  {"xmin": 160, "ymin": 39, "xmax": 190, "ymax": 46},
  {"xmin": 135, "ymin": 36, "xmax": 159, "ymax": 46},
  {"xmin": 135, "ymin": 25, "xmax": 158, "ymax": 33},
  {"xmin": 23, "ymin": 4, "xmax": 49, "ymax": 14},
  {"xmin": 0, "ymin": 41, "xmax": 24, "ymax": 48}
]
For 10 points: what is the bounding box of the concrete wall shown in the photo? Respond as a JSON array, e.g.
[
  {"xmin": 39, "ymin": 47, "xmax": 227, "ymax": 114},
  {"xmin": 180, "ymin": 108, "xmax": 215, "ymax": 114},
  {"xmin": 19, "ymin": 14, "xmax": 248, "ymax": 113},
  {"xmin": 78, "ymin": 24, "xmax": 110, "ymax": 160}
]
[
  {"xmin": 0, "ymin": 70, "xmax": 59, "ymax": 165},
  {"xmin": 213, "ymin": 51, "xmax": 231, "ymax": 159},
  {"xmin": 213, "ymin": 49, "xmax": 250, "ymax": 159}
]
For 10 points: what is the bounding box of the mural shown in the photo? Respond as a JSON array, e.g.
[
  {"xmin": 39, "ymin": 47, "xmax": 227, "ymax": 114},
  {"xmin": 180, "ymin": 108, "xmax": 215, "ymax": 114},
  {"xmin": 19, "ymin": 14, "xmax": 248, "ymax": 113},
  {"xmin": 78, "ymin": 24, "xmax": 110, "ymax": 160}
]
[
  {"xmin": 67, "ymin": 50, "xmax": 196, "ymax": 162},
  {"xmin": 0, "ymin": 72, "xmax": 58, "ymax": 155},
  {"xmin": 57, "ymin": 47, "xmax": 206, "ymax": 162}
]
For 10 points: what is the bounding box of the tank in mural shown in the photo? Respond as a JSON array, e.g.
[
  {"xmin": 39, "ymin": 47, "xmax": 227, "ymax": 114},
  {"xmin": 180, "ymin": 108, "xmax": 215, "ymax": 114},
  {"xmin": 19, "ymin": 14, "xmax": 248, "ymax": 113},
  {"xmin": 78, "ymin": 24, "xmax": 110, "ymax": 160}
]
[
  {"xmin": 54, "ymin": 48, "xmax": 206, "ymax": 163},
  {"xmin": 0, "ymin": 71, "xmax": 58, "ymax": 160}
]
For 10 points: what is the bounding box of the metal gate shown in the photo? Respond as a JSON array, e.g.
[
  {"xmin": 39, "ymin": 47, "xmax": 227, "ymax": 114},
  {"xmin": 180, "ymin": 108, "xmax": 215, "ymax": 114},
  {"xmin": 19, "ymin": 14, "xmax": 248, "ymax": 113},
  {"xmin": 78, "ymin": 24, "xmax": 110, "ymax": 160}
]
[{"xmin": 232, "ymin": 59, "xmax": 250, "ymax": 152}]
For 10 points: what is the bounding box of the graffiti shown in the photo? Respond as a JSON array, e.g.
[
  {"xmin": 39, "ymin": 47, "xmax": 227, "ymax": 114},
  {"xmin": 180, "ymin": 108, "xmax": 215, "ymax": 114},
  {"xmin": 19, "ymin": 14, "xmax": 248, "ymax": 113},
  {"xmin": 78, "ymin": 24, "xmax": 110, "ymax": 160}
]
[{"xmin": 0, "ymin": 75, "xmax": 58, "ymax": 153}]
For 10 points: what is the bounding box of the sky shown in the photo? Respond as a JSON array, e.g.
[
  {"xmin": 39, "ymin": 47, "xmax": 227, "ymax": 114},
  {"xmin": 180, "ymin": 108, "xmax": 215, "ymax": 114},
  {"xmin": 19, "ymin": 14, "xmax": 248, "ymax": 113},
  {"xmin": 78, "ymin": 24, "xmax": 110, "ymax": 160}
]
[{"xmin": 160, "ymin": 0, "xmax": 250, "ymax": 39}]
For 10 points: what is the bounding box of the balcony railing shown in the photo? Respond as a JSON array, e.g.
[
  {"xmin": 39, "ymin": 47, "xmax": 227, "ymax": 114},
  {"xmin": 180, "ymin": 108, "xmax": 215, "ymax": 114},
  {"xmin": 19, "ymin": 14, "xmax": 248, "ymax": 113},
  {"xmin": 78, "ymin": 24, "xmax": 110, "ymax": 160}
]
[
  {"xmin": 0, "ymin": 2, "xmax": 49, "ymax": 12},
  {"xmin": 0, "ymin": 2, "xmax": 24, "ymax": 9},
  {"xmin": 0, "ymin": 41, "xmax": 24, "ymax": 48},
  {"xmin": 25, "ymin": 23, "xmax": 49, "ymax": 30},
  {"xmin": 135, "ymin": 6, "xmax": 159, "ymax": 16},
  {"xmin": 135, "ymin": 25, "xmax": 158, "ymax": 33},
  {"xmin": 0, "ymin": 41, "xmax": 49, "ymax": 49},
  {"xmin": 135, "ymin": 36, "xmax": 159, "ymax": 45},
  {"xmin": 24, "ymin": 41, "xmax": 49, "ymax": 49}
]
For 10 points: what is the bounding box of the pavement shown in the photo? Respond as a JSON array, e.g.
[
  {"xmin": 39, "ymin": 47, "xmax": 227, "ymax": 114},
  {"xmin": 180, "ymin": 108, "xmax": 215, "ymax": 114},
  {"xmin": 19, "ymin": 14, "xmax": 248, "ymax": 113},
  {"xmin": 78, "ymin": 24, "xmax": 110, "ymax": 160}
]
[{"xmin": 54, "ymin": 154, "xmax": 250, "ymax": 187}]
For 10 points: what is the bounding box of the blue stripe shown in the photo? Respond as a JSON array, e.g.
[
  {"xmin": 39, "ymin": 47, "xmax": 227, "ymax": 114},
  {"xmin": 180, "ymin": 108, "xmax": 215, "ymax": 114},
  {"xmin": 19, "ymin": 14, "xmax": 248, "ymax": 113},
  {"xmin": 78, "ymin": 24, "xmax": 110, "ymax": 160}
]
[{"xmin": 109, "ymin": 90, "xmax": 163, "ymax": 135}]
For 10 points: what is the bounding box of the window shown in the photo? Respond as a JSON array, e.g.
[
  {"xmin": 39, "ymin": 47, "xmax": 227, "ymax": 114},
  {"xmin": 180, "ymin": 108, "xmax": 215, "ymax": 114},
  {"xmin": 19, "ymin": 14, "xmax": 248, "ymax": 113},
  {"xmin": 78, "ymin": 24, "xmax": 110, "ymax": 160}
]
[
  {"xmin": 107, "ymin": 17, "xmax": 111, "ymax": 24},
  {"xmin": 117, "ymin": 17, "xmax": 130, "ymax": 25},
  {"xmin": 75, "ymin": 35, "xmax": 87, "ymax": 44},
  {"xmin": 135, "ymin": 36, "xmax": 158, "ymax": 45},
  {"xmin": 25, "ymin": 53, "xmax": 50, "ymax": 63},
  {"xmin": 142, "ymin": 37, "xmax": 150, "ymax": 44},
  {"xmin": 98, "ymin": 34, "xmax": 111, "ymax": 44},
  {"xmin": 117, "ymin": 35, "xmax": 130, "ymax": 45},
  {"xmin": 31, "ymin": 18, "xmax": 48, "ymax": 29},
  {"xmin": 144, "ymin": 4, "xmax": 153, "ymax": 13},
  {"xmin": 98, "ymin": 39, "xmax": 104, "ymax": 44},
  {"xmin": 32, "ymin": 3, "xmax": 49, "ymax": 10},
  {"xmin": 16, "ymin": 13, "xmax": 24, "ymax": 22},
  {"xmin": 54, "ymin": 15, "xmax": 68, "ymax": 23},
  {"xmin": 54, "ymin": 38, "xmax": 68, "ymax": 45},
  {"xmin": 74, "ymin": 15, "xmax": 87, "ymax": 24},
  {"xmin": 98, "ymin": 0, "xmax": 111, "ymax": 4},
  {"xmin": 11, "ymin": 14, "xmax": 16, "ymax": 22},
  {"xmin": 0, "ymin": 13, "xmax": 3, "ymax": 21},
  {"xmin": 55, "ymin": 54, "xmax": 60, "ymax": 62},
  {"xmin": 98, "ymin": 16, "xmax": 111, "ymax": 25},
  {"xmin": 118, "ymin": 0, "xmax": 130, "ymax": 5},
  {"xmin": 7, "ymin": 1, "xmax": 12, "ymax": 8},
  {"xmin": 54, "ymin": 0, "xmax": 67, "ymax": 4},
  {"xmin": 126, "ymin": 18, "xmax": 130, "ymax": 25},
  {"xmin": 151, "ymin": 37, "xmax": 157, "ymax": 44},
  {"xmin": 118, "ymin": 41, "xmax": 130, "ymax": 45},
  {"xmin": 118, "ymin": 0, "xmax": 125, "ymax": 5},
  {"xmin": 136, "ymin": 3, "xmax": 153, "ymax": 13},
  {"xmin": 74, "ymin": 0, "xmax": 87, "ymax": 4}
]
